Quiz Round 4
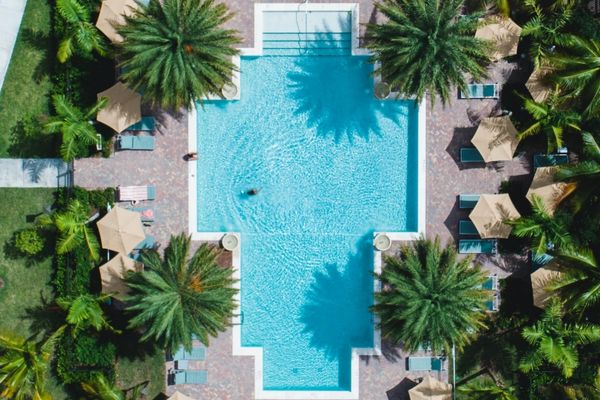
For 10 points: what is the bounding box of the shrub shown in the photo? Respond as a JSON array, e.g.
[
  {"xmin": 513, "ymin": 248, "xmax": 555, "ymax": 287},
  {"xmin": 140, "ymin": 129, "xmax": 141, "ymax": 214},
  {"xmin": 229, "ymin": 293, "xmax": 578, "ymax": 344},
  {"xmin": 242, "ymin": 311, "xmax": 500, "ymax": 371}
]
[
  {"xmin": 14, "ymin": 228, "xmax": 45, "ymax": 256},
  {"xmin": 56, "ymin": 331, "xmax": 116, "ymax": 384}
]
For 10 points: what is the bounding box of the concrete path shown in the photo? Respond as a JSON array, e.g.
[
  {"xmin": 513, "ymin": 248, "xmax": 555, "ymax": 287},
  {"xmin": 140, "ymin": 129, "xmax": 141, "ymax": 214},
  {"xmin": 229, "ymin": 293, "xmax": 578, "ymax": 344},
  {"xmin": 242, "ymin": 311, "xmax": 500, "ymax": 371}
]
[
  {"xmin": 0, "ymin": 159, "xmax": 71, "ymax": 187},
  {"xmin": 0, "ymin": 0, "xmax": 27, "ymax": 91}
]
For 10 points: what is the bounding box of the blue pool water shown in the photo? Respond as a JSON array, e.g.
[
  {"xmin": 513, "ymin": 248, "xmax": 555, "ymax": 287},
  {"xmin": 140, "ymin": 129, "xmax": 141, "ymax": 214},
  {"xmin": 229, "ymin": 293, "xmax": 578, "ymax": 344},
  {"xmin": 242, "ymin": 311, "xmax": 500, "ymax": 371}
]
[{"xmin": 196, "ymin": 55, "xmax": 419, "ymax": 391}]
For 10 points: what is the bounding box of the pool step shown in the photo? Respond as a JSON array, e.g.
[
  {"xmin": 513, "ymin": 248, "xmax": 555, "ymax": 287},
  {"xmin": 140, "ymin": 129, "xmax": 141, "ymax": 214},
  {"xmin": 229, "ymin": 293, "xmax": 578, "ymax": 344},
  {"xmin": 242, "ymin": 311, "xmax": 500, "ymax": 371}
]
[{"xmin": 262, "ymin": 32, "xmax": 351, "ymax": 56}]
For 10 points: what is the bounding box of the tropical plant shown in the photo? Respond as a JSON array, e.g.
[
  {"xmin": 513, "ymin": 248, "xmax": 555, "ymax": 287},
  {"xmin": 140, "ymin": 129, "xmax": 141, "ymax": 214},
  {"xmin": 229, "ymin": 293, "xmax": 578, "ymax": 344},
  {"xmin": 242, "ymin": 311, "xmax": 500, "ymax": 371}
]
[
  {"xmin": 517, "ymin": 96, "xmax": 581, "ymax": 153},
  {"xmin": 519, "ymin": 299, "xmax": 600, "ymax": 378},
  {"xmin": 81, "ymin": 372, "xmax": 146, "ymax": 400},
  {"xmin": 117, "ymin": 0, "xmax": 241, "ymax": 110},
  {"xmin": 44, "ymin": 94, "xmax": 107, "ymax": 161},
  {"xmin": 509, "ymin": 194, "xmax": 572, "ymax": 254},
  {"xmin": 126, "ymin": 233, "xmax": 237, "ymax": 351},
  {"xmin": 550, "ymin": 36, "xmax": 600, "ymax": 117},
  {"xmin": 0, "ymin": 329, "xmax": 63, "ymax": 400},
  {"xmin": 365, "ymin": 0, "xmax": 490, "ymax": 105},
  {"xmin": 57, "ymin": 293, "xmax": 119, "ymax": 337},
  {"xmin": 372, "ymin": 237, "xmax": 489, "ymax": 353},
  {"xmin": 14, "ymin": 228, "xmax": 45, "ymax": 256},
  {"xmin": 521, "ymin": 0, "xmax": 572, "ymax": 67},
  {"xmin": 458, "ymin": 377, "xmax": 518, "ymax": 400},
  {"xmin": 37, "ymin": 199, "xmax": 100, "ymax": 261},
  {"xmin": 56, "ymin": 0, "xmax": 108, "ymax": 62}
]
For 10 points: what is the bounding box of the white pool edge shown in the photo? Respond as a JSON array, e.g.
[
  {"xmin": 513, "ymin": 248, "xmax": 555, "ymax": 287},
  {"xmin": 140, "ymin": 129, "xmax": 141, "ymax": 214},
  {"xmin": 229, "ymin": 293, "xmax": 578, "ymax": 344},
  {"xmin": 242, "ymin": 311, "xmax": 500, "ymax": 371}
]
[{"xmin": 187, "ymin": 3, "xmax": 427, "ymax": 399}]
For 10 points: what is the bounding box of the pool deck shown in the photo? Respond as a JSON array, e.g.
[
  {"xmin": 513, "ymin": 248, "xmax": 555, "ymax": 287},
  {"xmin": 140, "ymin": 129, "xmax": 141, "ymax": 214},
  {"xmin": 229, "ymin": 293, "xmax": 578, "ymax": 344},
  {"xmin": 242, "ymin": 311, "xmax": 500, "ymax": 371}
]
[{"xmin": 73, "ymin": 2, "xmax": 532, "ymax": 398}]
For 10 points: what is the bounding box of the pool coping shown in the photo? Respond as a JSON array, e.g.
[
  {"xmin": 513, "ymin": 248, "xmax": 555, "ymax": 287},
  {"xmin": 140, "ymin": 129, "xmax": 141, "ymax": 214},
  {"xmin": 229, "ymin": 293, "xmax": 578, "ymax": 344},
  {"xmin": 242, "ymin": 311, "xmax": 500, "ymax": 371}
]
[{"xmin": 187, "ymin": 3, "xmax": 426, "ymax": 399}]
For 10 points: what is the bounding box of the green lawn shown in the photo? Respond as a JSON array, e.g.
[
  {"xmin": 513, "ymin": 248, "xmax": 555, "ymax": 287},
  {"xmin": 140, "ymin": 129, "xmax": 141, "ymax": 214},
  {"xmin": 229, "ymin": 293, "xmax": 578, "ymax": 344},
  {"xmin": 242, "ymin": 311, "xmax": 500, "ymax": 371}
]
[
  {"xmin": 0, "ymin": 188, "xmax": 67, "ymax": 399},
  {"xmin": 116, "ymin": 351, "xmax": 166, "ymax": 398},
  {"xmin": 0, "ymin": 0, "xmax": 54, "ymax": 157}
]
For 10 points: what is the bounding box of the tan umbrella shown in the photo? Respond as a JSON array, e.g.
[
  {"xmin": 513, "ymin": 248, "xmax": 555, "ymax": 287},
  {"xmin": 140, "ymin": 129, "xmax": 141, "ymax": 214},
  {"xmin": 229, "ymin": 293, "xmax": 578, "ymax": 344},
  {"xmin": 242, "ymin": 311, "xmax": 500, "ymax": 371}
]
[
  {"xmin": 526, "ymin": 166, "xmax": 575, "ymax": 216},
  {"xmin": 531, "ymin": 263, "xmax": 563, "ymax": 309},
  {"xmin": 526, "ymin": 66, "xmax": 554, "ymax": 103},
  {"xmin": 167, "ymin": 392, "xmax": 196, "ymax": 400},
  {"xmin": 96, "ymin": 206, "xmax": 145, "ymax": 254},
  {"xmin": 96, "ymin": 0, "xmax": 138, "ymax": 43},
  {"xmin": 99, "ymin": 254, "xmax": 142, "ymax": 298},
  {"xmin": 476, "ymin": 16, "xmax": 522, "ymax": 61},
  {"xmin": 471, "ymin": 116, "xmax": 520, "ymax": 162},
  {"xmin": 96, "ymin": 82, "xmax": 141, "ymax": 133},
  {"xmin": 469, "ymin": 194, "xmax": 521, "ymax": 238},
  {"xmin": 408, "ymin": 376, "xmax": 452, "ymax": 400}
]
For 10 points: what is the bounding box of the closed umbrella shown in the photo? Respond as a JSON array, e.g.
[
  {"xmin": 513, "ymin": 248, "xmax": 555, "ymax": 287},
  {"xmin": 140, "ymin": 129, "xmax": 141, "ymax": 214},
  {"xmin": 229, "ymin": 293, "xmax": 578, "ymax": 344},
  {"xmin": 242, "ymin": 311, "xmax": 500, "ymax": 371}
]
[
  {"xmin": 408, "ymin": 376, "xmax": 452, "ymax": 400},
  {"xmin": 96, "ymin": 206, "xmax": 145, "ymax": 254},
  {"xmin": 96, "ymin": 0, "xmax": 138, "ymax": 43},
  {"xmin": 96, "ymin": 82, "xmax": 141, "ymax": 133},
  {"xmin": 469, "ymin": 194, "xmax": 521, "ymax": 238},
  {"xmin": 475, "ymin": 16, "xmax": 522, "ymax": 61},
  {"xmin": 531, "ymin": 263, "xmax": 562, "ymax": 309},
  {"xmin": 471, "ymin": 116, "xmax": 520, "ymax": 162},
  {"xmin": 526, "ymin": 166, "xmax": 575, "ymax": 215},
  {"xmin": 526, "ymin": 66, "xmax": 554, "ymax": 103},
  {"xmin": 99, "ymin": 254, "xmax": 142, "ymax": 298}
]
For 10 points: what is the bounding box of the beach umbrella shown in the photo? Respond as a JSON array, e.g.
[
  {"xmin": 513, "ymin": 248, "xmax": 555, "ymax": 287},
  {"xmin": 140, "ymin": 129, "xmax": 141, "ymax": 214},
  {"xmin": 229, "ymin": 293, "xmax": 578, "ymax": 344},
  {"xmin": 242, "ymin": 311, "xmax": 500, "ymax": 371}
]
[
  {"xmin": 469, "ymin": 194, "xmax": 521, "ymax": 239},
  {"xmin": 526, "ymin": 66, "xmax": 554, "ymax": 103},
  {"xmin": 526, "ymin": 166, "xmax": 575, "ymax": 215},
  {"xmin": 475, "ymin": 16, "xmax": 522, "ymax": 61},
  {"xmin": 531, "ymin": 263, "xmax": 562, "ymax": 309},
  {"xmin": 96, "ymin": 206, "xmax": 145, "ymax": 254},
  {"xmin": 471, "ymin": 116, "xmax": 520, "ymax": 162},
  {"xmin": 96, "ymin": 82, "xmax": 141, "ymax": 133},
  {"xmin": 408, "ymin": 376, "xmax": 452, "ymax": 400},
  {"xmin": 99, "ymin": 254, "xmax": 142, "ymax": 299},
  {"xmin": 96, "ymin": 0, "xmax": 139, "ymax": 43}
]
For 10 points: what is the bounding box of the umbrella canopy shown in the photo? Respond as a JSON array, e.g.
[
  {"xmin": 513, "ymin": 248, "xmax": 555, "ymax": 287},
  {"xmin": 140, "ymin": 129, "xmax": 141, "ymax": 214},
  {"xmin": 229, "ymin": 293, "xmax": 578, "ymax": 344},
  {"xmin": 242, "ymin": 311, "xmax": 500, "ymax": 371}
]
[
  {"xmin": 96, "ymin": 0, "xmax": 139, "ymax": 43},
  {"xmin": 408, "ymin": 376, "xmax": 452, "ymax": 400},
  {"xmin": 526, "ymin": 66, "xmax": 554, "ymax": 103},
  {"xmin": 96, "ymin": 82, "xmax": 141, "ymax": 133},
  {"xmin": 527, "ymin": 166, "xmax": 575, "ymax": 216},
  {"xmin": 471, "ymin": 116, "xmax": 520, "ymax": 162},
  {"xmin": 167, "ymin": 392, "xmax": 196, "ymax": 400},
  {"xmin": 99, "ymin": 254, "xmax": 142, "ymax": 298},
  {"xmin": 470, "ymin": 194, "xmax": 521, "ymax": 238},
  {"xmin": 531, "ymin": 263, "xmax": 563, "ymax": 309},
  {"xmin": 475, "ymin": 16, "xmax": 522, "ymax": 61},
  {"xmin": 96, "ymin": 206, "xmax": 145, "ymax": 254}
]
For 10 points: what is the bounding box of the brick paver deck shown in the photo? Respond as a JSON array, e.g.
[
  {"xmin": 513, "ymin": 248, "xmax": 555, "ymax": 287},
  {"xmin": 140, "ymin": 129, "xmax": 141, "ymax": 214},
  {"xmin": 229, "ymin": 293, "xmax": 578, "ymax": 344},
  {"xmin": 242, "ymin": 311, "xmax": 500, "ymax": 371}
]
[{"xmin": 74, "ymin": 2, "xmax": 533, "ymax": 399}]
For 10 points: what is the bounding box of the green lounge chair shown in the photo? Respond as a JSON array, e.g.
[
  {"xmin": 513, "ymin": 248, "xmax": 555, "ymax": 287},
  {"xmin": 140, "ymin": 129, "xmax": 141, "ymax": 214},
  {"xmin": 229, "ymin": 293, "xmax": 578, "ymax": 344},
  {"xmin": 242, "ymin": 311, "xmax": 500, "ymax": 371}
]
[
  {"xmin": 459, "ymin": 194, "xmax": 480, "ymax": 209},
  {"xmin": 482, "ymin": 274, "xmax": 498, "ymax": 291},
  {"xmin": 486, "ymin": 294, "xmax": 500, "ymax": 312},
  {"xmin": 532, "ymin": 252, "xmax": 554, "ymax": 269},
  {"xmin": 459, "ymin": 220, "xmax": 479, "ymax": 235},
  {"xmin": 406, "ymin": 356, "xmax": 445, "ymax": 371},
  {"xmin": 460, "ymin": 147, "xmax": 484, "ymax": 163},
  {"xmin": 173, "ymin": 370, "xmax": 207, "ymax": 385},
  {"xmin": 459, "ymin": 83, "xmax": 499, "ymax": 99},
  {"xmin": 533, "ymin": 154, "xmax": 569, "ymax": 170},
  {"xmin": 126, "ymin": 116, "xmax": 156, "ymax": 131},
  {"xmin": 172, "ymin": 346, "xmax": 205, "ymax": 361},
  {"xmin": 117, "ymin": 185, "xmax": 156, "ymax": 202},
  {"xmin": 459, "ymin": 239, "xmax": 498, "ymax": 254},
  {"xmin": 134, "ymin": 235, "xmax": 155, "ymax": 250},
  {"xmin": 118, "ymin": 135, "xmax": 155, "ymax": 151}
]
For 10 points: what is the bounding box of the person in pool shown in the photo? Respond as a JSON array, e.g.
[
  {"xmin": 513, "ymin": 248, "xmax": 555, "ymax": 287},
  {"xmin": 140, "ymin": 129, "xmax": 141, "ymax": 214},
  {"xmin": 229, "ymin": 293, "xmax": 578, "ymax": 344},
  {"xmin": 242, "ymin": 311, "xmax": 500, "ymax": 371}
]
[{"xmin": 247, "ymin": 188, "xmax": 260, "ymax": 196}]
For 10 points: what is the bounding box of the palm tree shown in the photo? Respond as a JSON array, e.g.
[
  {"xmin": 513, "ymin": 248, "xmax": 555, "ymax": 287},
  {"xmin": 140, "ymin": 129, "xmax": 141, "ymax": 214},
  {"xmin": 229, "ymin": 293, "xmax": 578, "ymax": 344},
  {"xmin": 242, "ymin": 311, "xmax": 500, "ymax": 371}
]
[
  {"xmin": 0, "ymin": 329, "xmax": 63, "ymax": 400},
  {"xmin": 366, "ymin": 0, "xmax": 490, "ymax": 105},
  {"xmin": 517, "ymin": 96, "xmax": 581, "ymax": 153},
  {"xmin": 550, "ymin": 35, "xmax": 600, "ymax": 117},
  {"xmin": 126, "ymin": 234, "xmax": 237, "ymax": 351},
  {"xmin": 521, "ymin": 0, "xmax": 572, "ymax": 67},
  {"xmin": 458, "ymin": 377, "xmax": 518, "ymax": 400},
  {"xmin": 509, "ymin": 194, "xmax": 572, "ymax": 255},
  {"xmin": 37, "ymin": 199, "xmax": 100, "ymax": 261},
  {"xmin": 372, "ymin": 237, "xmax": 489, "ymax": 353},
  {"xmin": 519, "ymin": 299, "xmax": 600, "ymax": 378},
  {"xmin": 56, "ymin": 0, "xmax": 108, "ymax": 62},
  {"xmin": 117, "ymin": 0, "xmax": 241, "ymax": 110},
  {"xmin": 44, "ymin": 94, "xmax": 107, "ymax": 161},
  {"xmin": 57, "ymin": 293, "xmax": 119, "ymax": 337},
  {"xmin": 81, "ymin": 373, "xmax": 146, "ymax": 400}
]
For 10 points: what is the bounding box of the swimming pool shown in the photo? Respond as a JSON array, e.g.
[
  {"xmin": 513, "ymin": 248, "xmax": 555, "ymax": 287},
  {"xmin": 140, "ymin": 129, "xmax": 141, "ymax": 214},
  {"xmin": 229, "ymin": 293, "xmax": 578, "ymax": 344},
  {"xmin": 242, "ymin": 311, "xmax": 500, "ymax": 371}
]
[{"xmin": 193, "ymin": 53, "xmax": 420, "ymax": 396}]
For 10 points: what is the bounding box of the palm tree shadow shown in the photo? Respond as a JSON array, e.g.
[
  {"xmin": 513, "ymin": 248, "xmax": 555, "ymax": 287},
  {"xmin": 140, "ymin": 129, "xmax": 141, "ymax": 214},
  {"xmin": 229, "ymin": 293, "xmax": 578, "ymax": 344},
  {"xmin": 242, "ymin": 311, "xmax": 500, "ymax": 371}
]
[{"xmin": 20, "ymin": 28, "xmax": 54, "ymax": 84}]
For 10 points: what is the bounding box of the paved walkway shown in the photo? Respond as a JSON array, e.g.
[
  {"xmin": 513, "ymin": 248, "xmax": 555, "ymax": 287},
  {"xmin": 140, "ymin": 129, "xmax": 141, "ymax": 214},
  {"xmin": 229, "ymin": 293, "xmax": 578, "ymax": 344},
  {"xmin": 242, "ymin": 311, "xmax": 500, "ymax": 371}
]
[
  {"xmin": 0, "ymin": 158, "xmax": 70, "ymax": 187},
  {"xmin": 0, "ymin": 0, "xmax": 27, "ymax": 91}
]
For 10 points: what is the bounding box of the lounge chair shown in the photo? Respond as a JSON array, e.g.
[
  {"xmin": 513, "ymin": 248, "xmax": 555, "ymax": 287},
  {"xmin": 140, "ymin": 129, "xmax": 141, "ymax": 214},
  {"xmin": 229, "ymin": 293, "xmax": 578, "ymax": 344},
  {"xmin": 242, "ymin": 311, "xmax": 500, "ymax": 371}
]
[
  {"xmin": 460, "ymin": 147, "xmax": 484, "ymax": 163},
  {"xmin": 482, "ymin": 274, "xmax": 499, "ymax": 291},
  {"xmin": 459, "ymin": 194, "xmax": 480, "ymax": 209},
  {"xmin": 118, "ymin": 135, "xmax": 155, "ymax": 151},
  {"xmin": 459, "ymin": 83, "xmax": 499, "ymax": 99},
  {"xmin": 117, "ymin": 185, "xmax": 156, "ymax": 202},
  {"xmin": 459, "ymin": 239, "xmax": 498, "ymax": 254},
  {"xmin": 532, "ymin": 251, "xmax": 554, "ymax": 269},
  {"xmin": 486, "ymin": 293, "xmax": 500, "ymax": 312},
  {"xmin": 126, "ymin": 116, "xmax": 156, "ymax": 132},
  {"xmin": 459, "ymin": 220, "xmax": 479, "ymax": 235},
  {"xmin": 134, "ymin": 235, "xmax": 156, "ymax": 250},
  {"xmin": 127, "ymin": 206, "xmax": 155, "ymax": 224},
  {"xmin": 172, "ymin": 346, "xmax": 206, "ymax": 361},
  {"xmin": 533, "ymin": 154, "xmax": 569, "ymax": 170},
  {"xmin": 173, "ymin": 370, "xmax": 207, "ymax": 385},
  {"xmin": 406, "ymin": 356, "xmax": 445, "ymax": 371}
]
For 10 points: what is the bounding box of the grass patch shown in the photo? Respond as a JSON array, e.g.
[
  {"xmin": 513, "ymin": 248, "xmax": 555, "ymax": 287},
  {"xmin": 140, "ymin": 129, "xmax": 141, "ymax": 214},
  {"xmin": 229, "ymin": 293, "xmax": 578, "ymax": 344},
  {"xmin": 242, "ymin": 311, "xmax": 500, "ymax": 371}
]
[
  {"xmin": 115, "ymin": 351, "xmax": 166, "ymax": 397},
  {"xmin": 0, "ymin": 188, "xmax": 67, "ymax": 399},
  {"xmin": 0, "ymin": 0, "xmax": 55, "ymax": 157}
]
